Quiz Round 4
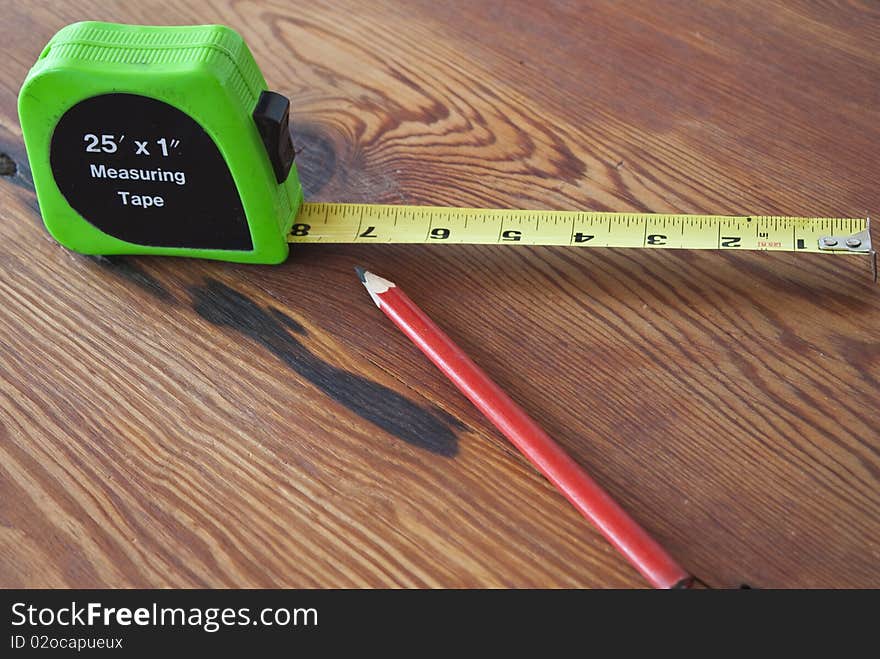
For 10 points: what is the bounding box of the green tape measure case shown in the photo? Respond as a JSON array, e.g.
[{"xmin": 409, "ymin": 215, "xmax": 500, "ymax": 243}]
[{"xmin": 18, "ymin": 21, "xmax": 303, "ymax": 264}]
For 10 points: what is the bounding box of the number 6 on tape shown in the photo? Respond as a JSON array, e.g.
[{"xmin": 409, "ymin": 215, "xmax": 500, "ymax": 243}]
[{"xmin": 19, "ymin": 21, "xmax": 303, "ymax": 264}]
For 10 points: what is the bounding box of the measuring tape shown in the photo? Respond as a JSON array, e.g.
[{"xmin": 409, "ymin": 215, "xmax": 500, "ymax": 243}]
[
  {"xmin": 16, "ymin": 22, "xmax": 875, "ymax": 277},
  {"xmin": 290, "ymin": 202, "xmax": 871, "ymax": 253}
]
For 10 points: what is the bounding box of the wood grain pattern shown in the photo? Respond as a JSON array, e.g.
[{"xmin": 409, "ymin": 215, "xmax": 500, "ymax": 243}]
[{"xmin": 0, "ymin": 0, "xmax": 878, "ymax": 588}]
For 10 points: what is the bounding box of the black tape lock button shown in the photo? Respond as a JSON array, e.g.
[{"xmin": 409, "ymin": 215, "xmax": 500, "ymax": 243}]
[{"xmin": 253, "ymin": 91, "xmax": 295, "ymax": 183}]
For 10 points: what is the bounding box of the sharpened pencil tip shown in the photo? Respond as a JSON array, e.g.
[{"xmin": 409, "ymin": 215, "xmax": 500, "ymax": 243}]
[{"xmin": 355, "ymin": 268, "xmax": 397, "ymax": 307}]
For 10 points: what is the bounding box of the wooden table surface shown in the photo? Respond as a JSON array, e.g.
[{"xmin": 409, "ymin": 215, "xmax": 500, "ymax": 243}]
[{"xmin": 1, "ymin": 0, "xmax": 878, "ymax": 588}]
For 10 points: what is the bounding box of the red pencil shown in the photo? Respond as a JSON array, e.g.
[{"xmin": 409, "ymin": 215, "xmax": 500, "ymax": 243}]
[{"xmin": 356, "ymin": 267, "xmax": 692, "ymax": 589}]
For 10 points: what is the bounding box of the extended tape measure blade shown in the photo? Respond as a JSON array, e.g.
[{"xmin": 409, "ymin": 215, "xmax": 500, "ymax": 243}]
[{"xmin": 289, "ymin": 203, "xmax": 870, "ymax": 258}]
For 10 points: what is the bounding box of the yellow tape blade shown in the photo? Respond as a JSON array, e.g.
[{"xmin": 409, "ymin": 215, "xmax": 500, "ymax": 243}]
[{"xmin": 289, "ymin": 203, "xmax": 867, "ymax": 254}]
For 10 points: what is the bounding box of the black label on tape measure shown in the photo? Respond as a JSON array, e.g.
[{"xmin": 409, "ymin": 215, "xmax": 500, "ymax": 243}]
[{"xmin": 50, "ymin": 93, "xmax": 252, "ymax": 250}]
